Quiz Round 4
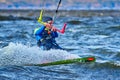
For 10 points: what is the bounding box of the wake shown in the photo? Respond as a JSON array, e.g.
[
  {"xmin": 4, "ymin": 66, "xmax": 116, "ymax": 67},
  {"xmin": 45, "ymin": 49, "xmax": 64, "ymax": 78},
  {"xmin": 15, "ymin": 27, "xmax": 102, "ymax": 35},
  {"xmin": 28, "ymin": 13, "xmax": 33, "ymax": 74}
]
[{"xmin": 0, "ymin": 43, "xmax": 79, "ymax": 66}]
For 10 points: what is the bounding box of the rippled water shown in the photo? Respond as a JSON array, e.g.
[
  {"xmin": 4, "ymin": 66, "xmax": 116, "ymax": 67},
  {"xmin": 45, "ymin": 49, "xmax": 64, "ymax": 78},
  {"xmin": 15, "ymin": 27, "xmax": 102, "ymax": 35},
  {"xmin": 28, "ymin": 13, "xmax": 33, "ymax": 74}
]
[{"xmin": 0, "ymin": 16, "xmax": 120, "ymax": 80}]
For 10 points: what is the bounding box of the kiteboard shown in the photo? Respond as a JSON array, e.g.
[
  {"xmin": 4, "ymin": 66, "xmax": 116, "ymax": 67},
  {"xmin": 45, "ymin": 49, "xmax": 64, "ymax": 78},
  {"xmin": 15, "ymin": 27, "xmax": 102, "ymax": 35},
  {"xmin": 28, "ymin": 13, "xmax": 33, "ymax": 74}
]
[{"xmin": 26, "ymin": 56, "xmax": 95, "ymax": 67}]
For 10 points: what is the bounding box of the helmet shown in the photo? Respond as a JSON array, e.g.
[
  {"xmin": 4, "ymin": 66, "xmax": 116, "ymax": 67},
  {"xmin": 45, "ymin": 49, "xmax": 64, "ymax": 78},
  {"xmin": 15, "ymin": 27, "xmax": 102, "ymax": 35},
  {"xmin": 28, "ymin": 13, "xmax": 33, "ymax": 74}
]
[{"xmin": 42, "ymin": 16, "xmax": 53, "ymax": 22}]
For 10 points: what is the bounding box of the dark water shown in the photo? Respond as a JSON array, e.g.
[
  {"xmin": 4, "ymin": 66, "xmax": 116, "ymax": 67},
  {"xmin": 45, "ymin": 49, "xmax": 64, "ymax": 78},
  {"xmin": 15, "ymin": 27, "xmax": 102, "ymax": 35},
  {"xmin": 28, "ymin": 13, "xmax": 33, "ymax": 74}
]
[{"xmin": 0, "ymin": 16, "xmax": 120, "ymax": 80}]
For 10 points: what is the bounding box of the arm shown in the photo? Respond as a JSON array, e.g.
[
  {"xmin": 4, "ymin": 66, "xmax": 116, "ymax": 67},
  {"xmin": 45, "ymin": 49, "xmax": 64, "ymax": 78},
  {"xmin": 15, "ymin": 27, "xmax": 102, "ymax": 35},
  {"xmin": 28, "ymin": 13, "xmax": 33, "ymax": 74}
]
[
  {"xmin": 34, "ymin": 26, "xmax": 45, "ymax": 35},
  {"xmin": 34, "ymin": 26, "xmax": 45, "ymax": 41},
  {"xmin": 37, "ymin": 10, "xmax": 67, "ymax": 34},
  {"xmin": 52, "ymin": 23, "xmax": 67, "ymax": 34}
]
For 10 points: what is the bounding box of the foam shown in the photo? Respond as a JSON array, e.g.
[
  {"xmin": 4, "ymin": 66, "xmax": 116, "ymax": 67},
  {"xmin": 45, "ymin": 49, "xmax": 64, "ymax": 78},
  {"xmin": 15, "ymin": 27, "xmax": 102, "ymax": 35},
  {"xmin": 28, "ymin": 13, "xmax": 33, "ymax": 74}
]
[{"xmin": 0, "ymin": 42, "xmax": 79, "ymax": 66}]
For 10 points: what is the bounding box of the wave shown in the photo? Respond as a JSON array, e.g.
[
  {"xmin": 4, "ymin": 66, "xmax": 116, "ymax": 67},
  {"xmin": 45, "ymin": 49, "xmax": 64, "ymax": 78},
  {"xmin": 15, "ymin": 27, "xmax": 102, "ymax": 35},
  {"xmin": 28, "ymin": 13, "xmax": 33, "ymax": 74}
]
[
  {"xmin": 67, "ymin": 20, "xmax": 82, "ymax": 25},
  {"xmin": 107, "ymin": 25, "xmax": 120, "ymax": 32},
  {"xmin": 0, "ymin": 15, "xmax": 32, "ymax": 21},
  {"xmin": 94, "ymin": 60, "xmax": 120, "ymax": 68},
  {"xmin": 0, "ymin": 43, "xmax": 79, "ymax": 66}
]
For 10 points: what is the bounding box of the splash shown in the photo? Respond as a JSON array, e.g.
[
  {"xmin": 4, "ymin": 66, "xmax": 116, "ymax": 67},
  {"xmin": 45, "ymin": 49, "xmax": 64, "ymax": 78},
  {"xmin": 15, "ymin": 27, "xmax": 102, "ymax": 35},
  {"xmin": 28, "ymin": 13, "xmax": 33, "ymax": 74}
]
[{"xmin": 0, "ymin": 43, "xmax": 79, "ymax": 66}]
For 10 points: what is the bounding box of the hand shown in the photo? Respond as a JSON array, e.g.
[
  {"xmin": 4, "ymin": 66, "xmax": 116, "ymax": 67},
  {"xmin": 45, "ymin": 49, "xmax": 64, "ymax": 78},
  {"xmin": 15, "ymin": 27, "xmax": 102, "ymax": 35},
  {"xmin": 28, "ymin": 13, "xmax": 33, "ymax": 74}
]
[{"xmin": 51, "ymin": 26, "xmax": 57, "ymax": 31}]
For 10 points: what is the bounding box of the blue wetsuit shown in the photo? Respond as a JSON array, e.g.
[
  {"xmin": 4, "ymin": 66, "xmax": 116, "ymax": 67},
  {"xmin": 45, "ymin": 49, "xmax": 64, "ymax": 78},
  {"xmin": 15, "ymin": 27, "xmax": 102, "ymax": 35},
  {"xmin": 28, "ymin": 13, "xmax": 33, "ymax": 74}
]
[{"xmin": 34, "ymin": 25, "xmax": 62, "ymax": 50}]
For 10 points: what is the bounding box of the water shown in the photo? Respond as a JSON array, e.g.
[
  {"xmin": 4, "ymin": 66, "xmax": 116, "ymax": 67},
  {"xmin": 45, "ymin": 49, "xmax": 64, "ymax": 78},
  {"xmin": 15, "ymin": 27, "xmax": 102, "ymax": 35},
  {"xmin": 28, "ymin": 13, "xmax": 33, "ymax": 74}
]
[{"xmin": 0, "ymin": 16, "xmax": 120, "ymax": 80}]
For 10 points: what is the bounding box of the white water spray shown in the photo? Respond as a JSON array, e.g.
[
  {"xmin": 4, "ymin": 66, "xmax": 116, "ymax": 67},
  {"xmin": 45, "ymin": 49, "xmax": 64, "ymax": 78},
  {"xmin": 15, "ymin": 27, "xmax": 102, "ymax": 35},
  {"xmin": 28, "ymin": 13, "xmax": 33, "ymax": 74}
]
[{"xmin": 0, "ymin": 43, "xmax": 79, "ymax": 66}]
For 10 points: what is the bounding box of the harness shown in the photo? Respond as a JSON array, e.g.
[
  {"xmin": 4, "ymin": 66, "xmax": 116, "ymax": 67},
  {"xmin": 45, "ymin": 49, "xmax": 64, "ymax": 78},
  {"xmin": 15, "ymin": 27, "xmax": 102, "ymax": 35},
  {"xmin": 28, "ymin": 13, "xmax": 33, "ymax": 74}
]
[{"xmin": 41, "ymin": 28, "xmax": 53, "ymax": 42}]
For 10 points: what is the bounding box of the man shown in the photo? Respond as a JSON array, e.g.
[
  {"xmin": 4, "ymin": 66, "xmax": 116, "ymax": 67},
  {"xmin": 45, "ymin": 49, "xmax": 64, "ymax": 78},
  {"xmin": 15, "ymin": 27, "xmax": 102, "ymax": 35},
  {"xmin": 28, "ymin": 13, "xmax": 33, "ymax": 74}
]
[{"xmin": 34, "ymin": 16, "xmax": 64, "ymax": 50}]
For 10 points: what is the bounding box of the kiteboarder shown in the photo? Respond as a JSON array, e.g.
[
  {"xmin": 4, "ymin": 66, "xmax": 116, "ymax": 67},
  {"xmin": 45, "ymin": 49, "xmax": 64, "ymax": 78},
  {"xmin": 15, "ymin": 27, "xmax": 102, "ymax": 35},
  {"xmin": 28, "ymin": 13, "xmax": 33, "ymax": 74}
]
[
  {"xmin": 34, "ymin": 0, "xmax": 67, "ymax": 50},
  {"xmin": 34, "ymin": 10, "xmax": 66, "ymax": 50}
]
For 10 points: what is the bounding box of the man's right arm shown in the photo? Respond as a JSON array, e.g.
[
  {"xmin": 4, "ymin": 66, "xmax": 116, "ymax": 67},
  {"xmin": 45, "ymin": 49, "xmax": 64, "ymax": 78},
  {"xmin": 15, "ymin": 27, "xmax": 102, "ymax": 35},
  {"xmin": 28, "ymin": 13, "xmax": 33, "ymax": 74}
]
[{"xmin": 34, "ymin": 26, "xmax": 45, "ymax": 35}]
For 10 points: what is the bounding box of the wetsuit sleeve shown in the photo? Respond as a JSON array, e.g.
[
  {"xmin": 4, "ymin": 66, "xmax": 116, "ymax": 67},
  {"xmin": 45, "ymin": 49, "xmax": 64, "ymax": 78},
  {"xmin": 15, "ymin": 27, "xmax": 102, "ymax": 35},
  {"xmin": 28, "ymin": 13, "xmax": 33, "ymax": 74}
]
[
  {"xmin": 35, "ymin": 26, "xmax": 45, "ymax": 35},
  {"xmin": 34, "ymin": 26, "xmax": 45, "ymax": 41}
]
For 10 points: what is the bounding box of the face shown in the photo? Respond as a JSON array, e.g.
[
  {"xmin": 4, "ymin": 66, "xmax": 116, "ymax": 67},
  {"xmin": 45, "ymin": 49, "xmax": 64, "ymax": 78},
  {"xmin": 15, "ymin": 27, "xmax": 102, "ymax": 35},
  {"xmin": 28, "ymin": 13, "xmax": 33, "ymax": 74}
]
[{"xmin": 47, "ymin": 20, "xmax": 53, "ymax": 25}]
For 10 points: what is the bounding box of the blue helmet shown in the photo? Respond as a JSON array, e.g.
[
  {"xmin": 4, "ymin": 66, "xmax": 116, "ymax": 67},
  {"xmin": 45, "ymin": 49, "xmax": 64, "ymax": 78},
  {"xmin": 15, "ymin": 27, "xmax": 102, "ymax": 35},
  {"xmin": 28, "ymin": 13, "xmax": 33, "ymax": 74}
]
[{"xmin": 42, "ymin": 16, "xmax": 53, "ymax": 22}]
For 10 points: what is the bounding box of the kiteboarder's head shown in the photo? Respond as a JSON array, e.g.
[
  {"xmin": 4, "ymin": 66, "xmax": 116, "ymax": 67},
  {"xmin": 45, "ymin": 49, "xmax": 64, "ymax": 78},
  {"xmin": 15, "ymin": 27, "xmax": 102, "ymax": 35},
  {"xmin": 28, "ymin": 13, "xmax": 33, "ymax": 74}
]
[{"xmin": 43, "ymin": 16, "xmax": 53, "ymax": 24}]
